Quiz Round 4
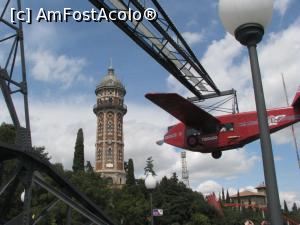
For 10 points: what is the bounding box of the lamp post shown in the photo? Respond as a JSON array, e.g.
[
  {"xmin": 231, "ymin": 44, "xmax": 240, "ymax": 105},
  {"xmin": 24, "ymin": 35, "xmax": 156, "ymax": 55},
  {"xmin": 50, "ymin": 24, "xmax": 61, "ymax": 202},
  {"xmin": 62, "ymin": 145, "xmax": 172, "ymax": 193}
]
[
  {"xmin": 145, "ymin": 172, "xmax": 156, "ymax": 225},
  {"xmin": 218, "ymin": 0, "xmax": 283, "ymax": 224}
]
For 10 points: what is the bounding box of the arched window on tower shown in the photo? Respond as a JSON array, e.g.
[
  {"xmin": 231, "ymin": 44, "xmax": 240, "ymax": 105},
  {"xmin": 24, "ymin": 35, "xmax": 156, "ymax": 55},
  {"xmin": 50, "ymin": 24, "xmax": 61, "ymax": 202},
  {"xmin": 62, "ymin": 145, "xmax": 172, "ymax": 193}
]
[
  {"xmin": 118, "ymin": 147, "xmax": 122, "ymax": 161},
  {"xmin": 107, "ymin": 147, "xmax": 113, "ymax": 162},
  {"xmin": 117, "ymin": 113, "xmax": 122, "ymax": 137},
  {"xmin": 97, "ymin": 148, "xmax": 102, "ymax": 160},
  {"xmin": 98, "ymin": 113, "xmax": 104, "ymax": 137},
  {"xmin": 107, "ymin": 112, "xmax": 114, "ymax": 135}
]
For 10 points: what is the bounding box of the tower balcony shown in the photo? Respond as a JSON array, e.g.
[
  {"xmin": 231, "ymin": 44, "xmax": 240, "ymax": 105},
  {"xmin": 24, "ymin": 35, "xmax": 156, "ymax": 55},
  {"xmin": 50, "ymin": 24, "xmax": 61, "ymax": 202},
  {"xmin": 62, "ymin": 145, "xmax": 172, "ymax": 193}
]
[{"xmin": 93, "ymin": 103, "xmax": 127, "ymax": 114}]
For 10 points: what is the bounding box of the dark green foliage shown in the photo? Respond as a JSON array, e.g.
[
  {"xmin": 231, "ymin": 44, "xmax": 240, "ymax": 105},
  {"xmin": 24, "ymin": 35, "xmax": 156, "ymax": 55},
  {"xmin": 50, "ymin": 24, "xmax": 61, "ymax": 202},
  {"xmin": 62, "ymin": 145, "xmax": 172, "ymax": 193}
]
[
  {"xmin": 222, "ymin": 187, "xmax": 225, "ymax": 202},
  {"xmin": 85, "ymin": 161, "xmax": 93, "ymax": 173},
  {"xmin": 32, "ymin": 146, "xmax": 51, "ymax": 161},
  {"xmin": 289, "ymin": 203, "xmax": 300, "ymax": 223},
  {"xmin": 152, "ymin": 176, "xmax": 218, "ymax": 225},
  {"xmin": 191, "ymin": 213, "xmax": 211, "ymax": 225},
  {"xmin": 237, "ymin": 190, "xmax": 241, "ymax": 204},
  {"xmin": 72, "ymin": 128, "xmax": 84, "ymax": 172},
  {"xmin": 126, "ymin": 158, "xmax": 135, "ymax": 186},
  {"xmin": 0, "ymin": 122, "xmax": 16, "ymax": 144},
  {"xmin": 284, "ymin": 200, "xmax": 289, "ymax": 213},
  {"xmin": 144, "ymin": 156, "xmax": 156, "ymax": 175},
  {"xmin": 292, "ymin": 202, "xmax": 298, "ymax": 212},
  {"xmin": 226, "ymin": 190, "xmax": 230, "ymax": 203},
  {"xmin": 108, "ymin": 185, "xmax": 148, "ymax": 225}
]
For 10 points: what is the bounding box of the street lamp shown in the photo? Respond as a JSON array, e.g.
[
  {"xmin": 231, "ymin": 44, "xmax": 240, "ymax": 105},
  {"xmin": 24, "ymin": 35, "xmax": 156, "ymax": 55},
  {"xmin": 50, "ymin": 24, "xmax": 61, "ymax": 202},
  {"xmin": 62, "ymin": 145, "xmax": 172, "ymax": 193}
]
[
  {"xmin": 145, "ymin": 172, "xmax": 156, "ymax": 225},
  {"xmin": 218, "ymin": 0, "xmax": 283, "ymax": 224}
]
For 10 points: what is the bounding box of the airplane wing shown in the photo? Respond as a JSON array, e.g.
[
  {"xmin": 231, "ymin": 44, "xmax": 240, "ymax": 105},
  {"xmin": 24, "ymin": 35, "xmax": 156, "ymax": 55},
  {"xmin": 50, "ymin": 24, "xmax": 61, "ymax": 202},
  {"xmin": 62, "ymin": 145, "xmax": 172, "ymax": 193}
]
[{"xmin": 145, "ymin": 93, "xmax": 221, "ymax": 133}]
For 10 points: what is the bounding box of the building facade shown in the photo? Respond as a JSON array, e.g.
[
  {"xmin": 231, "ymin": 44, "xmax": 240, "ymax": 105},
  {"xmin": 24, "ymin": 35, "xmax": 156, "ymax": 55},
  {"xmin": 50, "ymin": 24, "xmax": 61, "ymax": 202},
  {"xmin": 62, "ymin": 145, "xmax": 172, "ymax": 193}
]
[
  {"xmin": 230, "ymin": 183, "xmax": 267, "ymax": 207},
  {"xmin": 93, "ymin": 67, "xmax": 127, "ymax": 186}
]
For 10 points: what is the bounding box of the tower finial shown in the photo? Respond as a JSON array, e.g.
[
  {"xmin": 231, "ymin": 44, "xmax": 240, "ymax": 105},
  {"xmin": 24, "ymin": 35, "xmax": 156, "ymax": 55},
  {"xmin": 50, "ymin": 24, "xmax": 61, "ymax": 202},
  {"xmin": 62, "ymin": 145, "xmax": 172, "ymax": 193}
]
[{"xmin": 109, "ymin": 57, "xmax": 113, "ymax": 69}]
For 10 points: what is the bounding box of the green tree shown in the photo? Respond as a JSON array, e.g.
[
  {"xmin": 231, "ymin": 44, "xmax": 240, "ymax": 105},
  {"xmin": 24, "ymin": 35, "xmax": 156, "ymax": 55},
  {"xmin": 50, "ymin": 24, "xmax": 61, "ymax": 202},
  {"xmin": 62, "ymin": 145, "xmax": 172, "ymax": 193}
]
[
  {"xmin": 222, "ymin": 187, "xmax": 225, "ymax": 202},
  {"xmin": 72, "ymin": 128, "xmax": 84, "ymax": 172},
  {"xmin": 191, "ymin": 213, "xmax": 211, "ymax": 225},
  {"xmin": 85, "ymin": 161, "xmax": 93, "ymax": 173},
  {"xmin": 32, "ymin": 146, "xmax": 51, "ymax": 161},
  {"xmin": 144, "ymin": 156, "xmax": 156, "ymax": 175},
  {"xmin": 284, "ymin": 200, "xmax": 289, "ymax": 213},
  {"xmin": 237, "ymin": 190, "xmax": 241, "ymax": 204},
  {"xmin": 292, "ymin": 202, "xmax": 298, "ymax": 212},
  {"xmin": 226, "ymin": 190, "xmax": 230, "ymax": 203},
  {"xmin": 126, "ymin": 158, "xmax": 135, "ymax": 186},
  {"xmin": 0, "ymin": 123, "xmax": 16, "ymax": 144}
]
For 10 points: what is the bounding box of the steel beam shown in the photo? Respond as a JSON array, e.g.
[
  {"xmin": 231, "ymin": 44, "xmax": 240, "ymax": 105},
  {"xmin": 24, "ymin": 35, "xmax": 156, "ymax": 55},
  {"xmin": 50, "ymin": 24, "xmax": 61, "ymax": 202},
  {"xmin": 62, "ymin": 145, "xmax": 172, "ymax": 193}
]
[
  {"xmin": 0, "ymin": 164, "xmax": 22, "ymax": 196},
  {"xmin": 31, "ymin": 200, "xmax": 60, "ymax": 225},
  {"xmin": 188, "ymin": 89, "xmax": 236, "ymax": 101},
  {"xmin": 33, "ymin": 175, "xmax": 108, "ymax": 225}
]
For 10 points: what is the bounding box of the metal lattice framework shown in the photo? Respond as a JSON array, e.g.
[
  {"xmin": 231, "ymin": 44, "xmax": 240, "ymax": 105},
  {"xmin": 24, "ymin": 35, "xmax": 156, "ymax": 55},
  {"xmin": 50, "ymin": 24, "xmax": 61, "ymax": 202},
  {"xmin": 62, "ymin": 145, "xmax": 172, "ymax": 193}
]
[
  {"xmin": 0, "ymin": 1, "xmax": 117, "ymax": 225},
  {"xmin": 89, "ymin": 0, "xmax": 220, "ymax": 99},
  {"xmin": 181, "ymin": 151, "xmax": 189, "ymax": 188},
  {"xmin": 0, "ymin": 0, "xmax": 31, "ymax": 149}
]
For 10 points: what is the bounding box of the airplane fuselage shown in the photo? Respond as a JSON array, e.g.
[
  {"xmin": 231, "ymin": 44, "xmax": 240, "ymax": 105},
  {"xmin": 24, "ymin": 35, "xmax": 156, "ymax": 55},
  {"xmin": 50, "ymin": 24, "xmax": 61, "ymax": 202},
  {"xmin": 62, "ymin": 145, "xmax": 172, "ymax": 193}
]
[{"xmin": 164, "ymin": 106, "xmax": 300, "ymax": 154}]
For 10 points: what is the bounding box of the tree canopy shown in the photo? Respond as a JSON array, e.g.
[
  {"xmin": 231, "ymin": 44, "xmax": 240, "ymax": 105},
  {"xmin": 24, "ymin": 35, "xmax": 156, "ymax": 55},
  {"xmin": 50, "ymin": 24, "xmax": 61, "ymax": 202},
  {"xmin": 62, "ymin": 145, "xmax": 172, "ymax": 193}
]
[
  {"xmin": 126, "ymin": 158, "xmax": 135, "ymax": 186},
  {"xmin": 72, "ymin": 128, "xmax": 84, "ymax": 172},
  {"xmin": 144, "ymin": 156, "xmax": 156, "ymax": 175}
]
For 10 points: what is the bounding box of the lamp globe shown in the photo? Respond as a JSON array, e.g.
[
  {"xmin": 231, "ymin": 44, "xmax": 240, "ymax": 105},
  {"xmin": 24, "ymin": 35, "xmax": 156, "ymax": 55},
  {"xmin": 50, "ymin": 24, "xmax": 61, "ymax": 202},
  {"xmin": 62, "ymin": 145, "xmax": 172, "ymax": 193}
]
[
  {"xmin": 145, "ymin": 172, "xmax": 156, "ymax": 190},
  {"xmin": 219, "ymin": 0, "xmax": 274, "ymax": 35}
]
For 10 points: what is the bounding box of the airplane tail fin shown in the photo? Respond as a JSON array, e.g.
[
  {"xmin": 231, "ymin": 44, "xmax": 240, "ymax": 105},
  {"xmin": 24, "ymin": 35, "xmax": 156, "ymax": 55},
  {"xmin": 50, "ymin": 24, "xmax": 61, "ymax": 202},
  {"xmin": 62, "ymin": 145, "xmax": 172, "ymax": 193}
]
[{"xmin": 292, "ymin": 86, "xmax": 300, "ymax": 109}]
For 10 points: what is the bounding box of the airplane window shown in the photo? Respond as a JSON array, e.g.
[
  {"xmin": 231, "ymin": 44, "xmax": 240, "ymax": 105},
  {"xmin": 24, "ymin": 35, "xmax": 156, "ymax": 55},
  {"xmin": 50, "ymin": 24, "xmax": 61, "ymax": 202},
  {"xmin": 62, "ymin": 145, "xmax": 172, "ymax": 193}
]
[
  {"xmin": 220, "ymin": 123, "xmax": 234, "ymax": 132},
  {"xmin": 220, "ymin": 125, "xmax": 226, "ymax": 132},
  {"xmin": 225, "ymin": 123, "xmax": 234, "ymax": 131},
  {"xmin": 186, "ymin": 128, "xmax": 201, "ymax": 136}
]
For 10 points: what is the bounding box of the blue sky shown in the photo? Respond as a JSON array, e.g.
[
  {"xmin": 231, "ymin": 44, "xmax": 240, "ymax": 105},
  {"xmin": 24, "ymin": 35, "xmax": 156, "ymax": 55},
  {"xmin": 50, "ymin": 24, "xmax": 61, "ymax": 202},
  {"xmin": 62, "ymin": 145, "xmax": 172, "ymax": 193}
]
[{"xmin": 1, "ymin": 0, "xmax": 300, "ymax": 208}]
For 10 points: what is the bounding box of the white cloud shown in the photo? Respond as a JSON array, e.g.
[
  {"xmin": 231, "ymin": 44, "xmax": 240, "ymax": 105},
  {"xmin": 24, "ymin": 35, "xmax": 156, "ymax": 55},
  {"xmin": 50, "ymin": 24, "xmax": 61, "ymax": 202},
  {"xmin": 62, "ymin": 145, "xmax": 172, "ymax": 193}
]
[
  {"xmin": 187, "ymin": 149, "xmax": 259, "ymax": 181},
  {"xmin": 29, "ymin": 96, "xmax": 96, "ymax": 168},
  {"xmin": 23, "ymin": 22, "xmax": 92, "ymax": 88},
  {"xmin": 166, "ymin": 75, "xmax": 191, "ymax": 96},
  {"xmin": 280, "ymin": 191, "xmax": 300, "ymax": 208},
  {"xmin": 196, "ymin": 180, "xmax": 257, "ymax": 197},
  {"xmin": 181, "ymin": 32, "xmax": 204, "ymax": 46},
  {"xmin": 28, "ymin": 50, "xmax": 87, "ymax": 88},
  {"xmin": 197, "ymin": 180, "xmax": 222, "ymax": 195},
  {"xmin": 274, "ymin": 0, "xmax": 293, "ymax": 16}
]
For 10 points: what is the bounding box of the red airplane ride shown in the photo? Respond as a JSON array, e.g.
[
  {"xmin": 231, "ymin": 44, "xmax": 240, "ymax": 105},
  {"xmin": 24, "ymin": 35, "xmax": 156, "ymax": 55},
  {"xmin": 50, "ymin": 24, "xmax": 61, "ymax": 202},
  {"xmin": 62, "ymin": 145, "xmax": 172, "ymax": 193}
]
[{"xmin": 145, "ymin": 88, "xmax": 300, "ymax": 159}]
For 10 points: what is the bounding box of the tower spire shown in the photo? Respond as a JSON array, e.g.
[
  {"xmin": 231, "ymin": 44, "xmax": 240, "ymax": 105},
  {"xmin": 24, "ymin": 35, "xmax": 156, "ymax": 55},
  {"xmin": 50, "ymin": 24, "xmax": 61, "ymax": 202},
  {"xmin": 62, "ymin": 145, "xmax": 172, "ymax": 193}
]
[
  {"xmin": 109, "ymin": 58, "xmax": 113, "ymax": 69},
  {"xmin": 108, "ymin": 58, "xmax": 114, "ymax": 76}
]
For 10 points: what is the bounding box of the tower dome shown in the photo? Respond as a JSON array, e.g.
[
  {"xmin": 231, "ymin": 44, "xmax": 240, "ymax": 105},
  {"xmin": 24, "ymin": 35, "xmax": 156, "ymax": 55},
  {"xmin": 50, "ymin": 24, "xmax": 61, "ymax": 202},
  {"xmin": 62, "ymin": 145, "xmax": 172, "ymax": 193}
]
[{"xmin": 95, "ymin": 68, "xmax": 125, "ymax": 95}]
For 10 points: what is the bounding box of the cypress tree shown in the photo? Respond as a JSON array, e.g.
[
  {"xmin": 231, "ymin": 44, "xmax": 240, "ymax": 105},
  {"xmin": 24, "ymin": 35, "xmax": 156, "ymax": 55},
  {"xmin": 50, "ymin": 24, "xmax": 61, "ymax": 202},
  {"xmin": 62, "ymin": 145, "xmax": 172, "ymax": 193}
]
[
  {"xmin": 292, "ymin": 202, "xmax": 298, "ymax": 212},
  {"xmin": 226, "ymin": 190, "xmax": 230, "ymax": 203},
  {"xmin": 126, "ymin": 158, "xmax": 135, "ymax": 186},
  {"xmin": 72, "ymin": 128, "xmax": 84, "ymax": 172},
  {"xmin": 222, "ymin": 187, "xmax": 225, "ymax": 202},
  {"xmin": 237, "ymin": 190, "xmax": 241, "ymax": 204},
  {"xmin": 284, "ymin": 200, "xmax": 289, "ymax": 213}
]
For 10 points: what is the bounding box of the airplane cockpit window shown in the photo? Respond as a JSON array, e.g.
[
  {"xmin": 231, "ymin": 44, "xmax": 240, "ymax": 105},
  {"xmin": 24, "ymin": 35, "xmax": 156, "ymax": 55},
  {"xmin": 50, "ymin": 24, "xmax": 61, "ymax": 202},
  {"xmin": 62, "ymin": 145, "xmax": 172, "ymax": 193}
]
[
  {"xmin": 220, "ymin": 123, "xmax": 234, "ymax": 132},
  {"xmin": 186, "ymin": 128, "xmax": 201, "ymax": 136}
]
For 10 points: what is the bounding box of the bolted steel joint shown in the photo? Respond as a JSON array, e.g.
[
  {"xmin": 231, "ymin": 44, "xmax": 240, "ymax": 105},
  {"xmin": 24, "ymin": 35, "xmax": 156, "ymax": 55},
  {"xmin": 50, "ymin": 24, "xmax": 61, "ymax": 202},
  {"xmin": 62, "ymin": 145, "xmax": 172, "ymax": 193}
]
[{"xmin": 234, "ymin": 23, "xmax": 264, "ymax": 46}]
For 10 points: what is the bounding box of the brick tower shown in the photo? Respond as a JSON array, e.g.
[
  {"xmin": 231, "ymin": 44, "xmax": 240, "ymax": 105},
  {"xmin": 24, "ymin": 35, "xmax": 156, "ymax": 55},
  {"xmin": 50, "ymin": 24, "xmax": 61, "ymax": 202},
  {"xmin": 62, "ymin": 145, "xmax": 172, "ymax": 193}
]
[{"xmin": 93, "ymin": 66, "xmax": 127, "ymax": 186}]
